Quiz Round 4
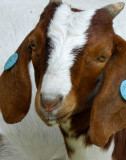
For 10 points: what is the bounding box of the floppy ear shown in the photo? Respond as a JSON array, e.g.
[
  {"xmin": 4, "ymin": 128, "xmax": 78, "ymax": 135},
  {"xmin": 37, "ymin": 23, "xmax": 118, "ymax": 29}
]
[
  {"xmin": 0, "ymin": 32, "xmax": 33, "ymax": 124},
  {"xmin": 90, "ymin": 34, "xmax": 126, "ymax": 147}
]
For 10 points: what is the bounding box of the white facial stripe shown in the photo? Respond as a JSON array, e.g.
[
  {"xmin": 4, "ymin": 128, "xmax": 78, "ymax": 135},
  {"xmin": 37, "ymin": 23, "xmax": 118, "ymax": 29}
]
[{"xmin": 41, "ymin": 4, "xmax": 96, "ymax": 99}]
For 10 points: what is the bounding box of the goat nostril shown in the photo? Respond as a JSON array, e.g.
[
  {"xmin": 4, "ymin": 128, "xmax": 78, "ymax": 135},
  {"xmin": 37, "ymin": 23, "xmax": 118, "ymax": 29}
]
[
  {"xmin": 42, "ymin": 101, "xmax": 57, "ymax": 112},
  {"xmin": 41, "ymin": 96, "xmax": 62, "ymax": 113}
]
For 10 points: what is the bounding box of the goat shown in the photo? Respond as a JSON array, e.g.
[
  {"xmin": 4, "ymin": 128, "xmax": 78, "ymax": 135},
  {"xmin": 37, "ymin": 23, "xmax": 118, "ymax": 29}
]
[
  {"xmin": 0, "ymin": 1, "xmax": 67, "ymax": 160},
  {"xmin": 0, "ymin": 0, "xmax": 126, "ymax": 160}
]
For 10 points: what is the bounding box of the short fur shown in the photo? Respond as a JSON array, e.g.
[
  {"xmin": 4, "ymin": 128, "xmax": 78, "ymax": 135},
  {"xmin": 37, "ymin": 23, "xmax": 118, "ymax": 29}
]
[{"xmin": 0, "ymin": 1, "xmax": 126, "ymax": 160}]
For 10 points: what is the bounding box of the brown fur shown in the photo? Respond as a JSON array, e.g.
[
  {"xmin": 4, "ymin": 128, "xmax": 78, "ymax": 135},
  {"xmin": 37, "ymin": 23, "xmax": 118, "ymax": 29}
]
[
  {"xmin": 90, "ymin": 34, "xmax": 126, "ymax": 147},
  {"xmin": 60, "ymin": 8, "xmax": 126, "ymax": 159},
  {"xmin": 0, "ymin": 2, "xmax": 126, "ymax": 160},
  {"xmin": 0, "ymin": 2, "xmax": 60, "ymax": 123},
  {"xmin": 0, "ymin": 32, "xmax": 32, "ymax": 123},
  {"xmin": 113, "ymin": 129, "xmax": 126, "ymax": 160}
]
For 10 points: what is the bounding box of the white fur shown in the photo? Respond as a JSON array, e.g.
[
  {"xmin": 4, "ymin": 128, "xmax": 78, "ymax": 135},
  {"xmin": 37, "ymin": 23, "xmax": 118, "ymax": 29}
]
[
  {"xmin": 0, "ymin": 0, "xmax": 126, "ymax": 160},
  {"xmin": 41, "ymin": 4, "xmax": 95, "ymax": 101},
  {"xmin": 61, "ymin": 120, "xmax": 114, "ymax": 160},
  {"xmin": 0, "ymin": 2, "xmax": 68, "ymax": 160},
  {"xmin": 67, "ymin": 136, "xmax": 114, "ymax": 160}
]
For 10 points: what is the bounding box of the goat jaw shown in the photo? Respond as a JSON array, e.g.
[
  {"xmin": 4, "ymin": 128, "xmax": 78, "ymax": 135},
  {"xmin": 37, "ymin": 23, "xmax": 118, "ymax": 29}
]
[
  {"xmin": 104, "ymin": 2, "xmax": 125, "ymax": 18},
  {"xmin": 49, "ymin": 0, "xmax": 62, "ymax": 4}
]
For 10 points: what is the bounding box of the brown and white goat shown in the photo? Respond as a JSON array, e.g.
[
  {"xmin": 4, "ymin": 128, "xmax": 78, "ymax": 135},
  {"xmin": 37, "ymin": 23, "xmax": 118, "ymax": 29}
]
[{"xmin": 0, "ymin": 0, "xmax": 126, "ymax": 160}]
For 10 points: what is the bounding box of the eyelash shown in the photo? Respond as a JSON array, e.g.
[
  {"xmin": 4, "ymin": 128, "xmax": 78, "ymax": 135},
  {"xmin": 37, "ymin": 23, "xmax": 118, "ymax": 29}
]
[
  {"xmin": 96, "ymin": 56, "xmax": 106, "ymax": 62},
  {"xmin": 29, "ymin": 43, "xmax": 36, "ymax": 50}
]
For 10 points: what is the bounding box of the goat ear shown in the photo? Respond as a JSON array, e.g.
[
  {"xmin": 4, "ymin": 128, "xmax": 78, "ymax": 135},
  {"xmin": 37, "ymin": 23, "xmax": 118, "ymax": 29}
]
[
  {"xmin": 0, "ymin": 32, "xmax": 33, "ymax": 124},
  {"xmin": 90, "ymin": 35, "xmax": 126, "ymax": 147}
]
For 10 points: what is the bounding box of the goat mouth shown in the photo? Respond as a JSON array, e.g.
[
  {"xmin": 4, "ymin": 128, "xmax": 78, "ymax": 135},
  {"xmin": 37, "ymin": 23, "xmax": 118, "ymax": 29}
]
[
  {"xmin": 56, "ymin": 113, "xmax": 70, "ymax": 121},
  {"xmin": 47, "ymin": 112, "xmax": 72, "ymax": 126}
]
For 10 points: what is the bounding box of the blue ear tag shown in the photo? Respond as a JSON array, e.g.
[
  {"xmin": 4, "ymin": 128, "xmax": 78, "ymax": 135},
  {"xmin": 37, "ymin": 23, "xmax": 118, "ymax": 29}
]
[
  {"xmin": 120, "ymin": 80, "xmax": 126, "ymax": 101},
  {"xmin": 4, "ymin": 53, "xmax": 18, "ymax": 70}
]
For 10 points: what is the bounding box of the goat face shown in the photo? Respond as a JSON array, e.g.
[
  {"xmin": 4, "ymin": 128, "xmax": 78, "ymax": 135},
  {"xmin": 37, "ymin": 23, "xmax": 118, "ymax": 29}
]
[
  {"xmin": 33, "ymin": 2, "xmax": 123, "ymax": 125},
  {"xmin": 0, "ymin": 0, "xmax": 126, "ymax": 147}
]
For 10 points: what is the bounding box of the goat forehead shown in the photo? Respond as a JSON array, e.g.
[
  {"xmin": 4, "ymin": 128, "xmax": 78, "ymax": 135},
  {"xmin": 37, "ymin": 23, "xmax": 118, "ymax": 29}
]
[
  {"xmin": 47, "ymin": 4, "xmax": 96, "ymax": 65},
  {"xmin": 41, "ymin": 4, "xmax": 96, "ymax": 97}
]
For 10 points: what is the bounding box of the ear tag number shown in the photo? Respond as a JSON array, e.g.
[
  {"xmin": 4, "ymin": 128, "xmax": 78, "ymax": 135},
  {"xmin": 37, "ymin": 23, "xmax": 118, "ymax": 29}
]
[
  {"xmin": 4, "ymin": 53, "xmax": 18, "ymax": 70},
  {"xmin": 120, "ymin": 80, "xmax": 126, "ymax": 101}
]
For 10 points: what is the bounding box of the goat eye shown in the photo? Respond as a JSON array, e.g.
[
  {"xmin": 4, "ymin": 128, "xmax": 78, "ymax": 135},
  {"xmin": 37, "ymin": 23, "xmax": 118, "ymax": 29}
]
[
  {"xmin": 30, "ymin": 43, "xmax": 36, "ymax": 50},
  {"xmin": 97, "ymin": 56, "xmax": 106, "ymax": 62}
]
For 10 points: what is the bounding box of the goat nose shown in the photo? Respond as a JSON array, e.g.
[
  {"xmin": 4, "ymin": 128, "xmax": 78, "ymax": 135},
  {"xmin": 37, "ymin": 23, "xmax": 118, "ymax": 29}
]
[{"xmin": 41, "ymin": 96, "xmax": 62, "ymax": 113}]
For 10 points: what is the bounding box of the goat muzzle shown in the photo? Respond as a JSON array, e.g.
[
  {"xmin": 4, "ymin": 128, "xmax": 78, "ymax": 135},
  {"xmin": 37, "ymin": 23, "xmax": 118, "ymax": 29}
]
[{"xmin": 41, "ymin": 96, "xmax": 63, "ymax": 113}]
